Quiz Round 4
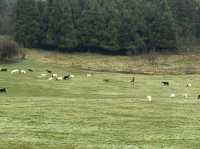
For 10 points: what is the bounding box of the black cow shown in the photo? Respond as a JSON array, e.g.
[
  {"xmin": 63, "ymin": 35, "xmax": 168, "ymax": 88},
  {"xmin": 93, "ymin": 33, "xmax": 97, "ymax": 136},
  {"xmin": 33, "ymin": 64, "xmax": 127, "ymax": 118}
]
[
  {"xmin": 0, "ymin": 68, "xmax": 7, "ymax": 72},
  {"xmin": 0, "ymin": 88, "xmax": 7, "ymax": 93},
  {"xmin": 63, "ymin": 75, "xmax": 70, "ymax": 80},
  {"xmin": 28, "ymin": 69, "xmax": 33, "ymax": 72},
  {"xmin": 198, "ymin": 95, "xmax": 200, "ymax": 100},
  {"xmin": 46, "ymin": 69, "xmax": 52, "ymax": 74},
  {"xmin": 161, "ymin": 81, "xmax": 169, "ymax": 86}
]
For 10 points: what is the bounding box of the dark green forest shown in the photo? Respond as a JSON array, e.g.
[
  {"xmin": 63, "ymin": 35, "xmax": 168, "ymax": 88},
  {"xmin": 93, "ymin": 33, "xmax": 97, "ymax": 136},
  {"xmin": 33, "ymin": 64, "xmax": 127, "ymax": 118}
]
[{"xmin": 1, "ymin": 0, "xmax": 200, "ymax": 54}]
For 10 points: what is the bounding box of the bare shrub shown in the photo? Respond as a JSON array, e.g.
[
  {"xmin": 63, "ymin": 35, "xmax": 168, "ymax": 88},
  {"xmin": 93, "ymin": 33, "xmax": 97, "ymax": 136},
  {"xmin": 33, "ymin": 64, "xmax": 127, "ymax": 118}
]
[
  {"xmin": 144, "ymin": 50, "xmax": 159, "ymax": 73},
  {"xmin": 0, "ymin": 39, "xmax": 25, "ymax": 62}
]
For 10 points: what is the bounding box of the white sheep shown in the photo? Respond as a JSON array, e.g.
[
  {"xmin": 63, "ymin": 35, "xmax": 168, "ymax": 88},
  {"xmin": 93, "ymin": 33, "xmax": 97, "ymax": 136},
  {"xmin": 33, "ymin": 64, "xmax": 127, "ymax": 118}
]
[
  {"xmin": 56, "ymin": 77, "xmax": 63, "ymax": 80},
  {"xmin": 70, "ymin": 74, "xmax": 75, "ymax": 78},
  {"xmin": 48, "ymin": 77, "xmax": 53, "ymax": 81},
  {"xmin": 147, "ymin": 96, "xmax": 152, "ymax": 102},
  {"xmin": 41, "ymin": 74, "xmax": 47, "ymax": 77},
  {"xmin": 87, "ymin": 74, "xmax": 92, "ymax": 77},
  {"xmin": 170, "ymin": 93, "xmax": 176, "ymax": 98},
  {"xmin": 20, "ymin": 70, "xmax": 26, "ymax": 74},
  {"xmin": 183, "ymin": 93, "xmax": 188, "ymax": 98},
  {"xmin": 186, "ymin": 83, "xmax": 192, "ymax": 87},
  {"xmin": 11, "ymin": 69, "xmax": 19, "ymax": 74},
  {"xmin": 52, "ymin": 74, "xmax": 58, "ymax": 78}
]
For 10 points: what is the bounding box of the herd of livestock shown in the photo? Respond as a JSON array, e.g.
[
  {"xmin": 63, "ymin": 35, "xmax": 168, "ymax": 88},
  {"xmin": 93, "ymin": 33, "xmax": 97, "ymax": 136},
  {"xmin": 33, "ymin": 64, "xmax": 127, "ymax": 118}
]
[
  {"xmin": 0, "ymin": 67, "xmax": 199, "ymax": 101},
  {"xmin": 130, "ymin": 76, "xmax": 195, "ymax": 102},
  {"xmin": 0, "ymin": 67, "xmax": 78, "ymax": 93}
]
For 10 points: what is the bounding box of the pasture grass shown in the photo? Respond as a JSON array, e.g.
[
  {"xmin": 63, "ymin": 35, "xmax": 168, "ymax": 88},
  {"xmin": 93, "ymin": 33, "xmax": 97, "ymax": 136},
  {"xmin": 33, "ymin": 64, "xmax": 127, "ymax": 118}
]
[{"xmin": 0, "ymin": 50, "xmax": 200, "ymax": 148}]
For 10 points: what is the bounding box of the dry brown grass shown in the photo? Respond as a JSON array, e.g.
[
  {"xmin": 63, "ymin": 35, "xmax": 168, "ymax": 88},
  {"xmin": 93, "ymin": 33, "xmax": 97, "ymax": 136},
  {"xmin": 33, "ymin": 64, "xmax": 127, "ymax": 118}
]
[{"xmin": 27, "ymin": 49, "xmax": 200, "ymax": 75}]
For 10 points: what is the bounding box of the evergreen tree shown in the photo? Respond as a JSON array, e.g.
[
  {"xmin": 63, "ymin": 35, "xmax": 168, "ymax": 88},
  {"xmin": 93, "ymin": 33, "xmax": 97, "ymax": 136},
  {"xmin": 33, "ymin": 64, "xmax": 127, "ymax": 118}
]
[
  {"xmin": 0, "ymin": 0, "xmax": 5, "ymax": 33},
  {"xmin": 15, "ymin": 0, "xmax": 40, "ymax": 46},
  {"xmin": 117, "ymin": 0, "xmax": 145, "ymax": 53},
  {"xmin": 169, "ymin": 0, "xmax": 197, "ymax": 38},
  {"xmin": 156, "ymin": 0, "xmax": 177, "ymax": 50},
  {"xmin": 46, "ymin": 0, "xmax": 62, "ymax": 48},
  {"xmin": 36, "ymin": 0, "xmax": 48, "ymax": 47},
  {"xmin": 0, "ymin": 0, "xmax": 8, "ymax": 34},
  {"xmin": 142, "ymin": 1, "xmax": 160, "ymax": 52},
  {"xmin": 59, "ymin": 0, "xmax": 78, "ymax": 49},
  {"xmin": 0, "ymin": 0, "xmax": 4, "ymax": 14},
  {"xmin": 100, "ymin": 0, "xmax": 120, "ymax": 50},
  {"xmin": 14, "ymin": 0, "xmax": 200, "ymax": 53}
]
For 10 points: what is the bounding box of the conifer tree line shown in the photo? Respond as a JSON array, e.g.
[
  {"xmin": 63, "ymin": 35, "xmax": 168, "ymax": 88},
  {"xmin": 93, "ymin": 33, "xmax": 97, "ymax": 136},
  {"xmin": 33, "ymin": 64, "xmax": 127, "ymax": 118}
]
[{"xmin": 1, "ymin": 0, "xmax": 200, "ymax": 54}]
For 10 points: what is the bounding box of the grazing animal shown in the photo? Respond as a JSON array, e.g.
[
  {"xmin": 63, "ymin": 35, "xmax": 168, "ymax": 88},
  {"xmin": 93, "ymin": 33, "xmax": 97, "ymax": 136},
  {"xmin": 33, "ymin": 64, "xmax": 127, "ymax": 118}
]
[
  {"xmin": 56, "ymin": 77, "xmax": 63, "ymax": 80},
  {"xmin": 186, "ymin": 83, "xmax": 192, "ymax": 87},
  {"xmin": 11, "ymin": 69, "xmax": 19, "ymax": 74},
  {"xmin": 0, "ymin": 88, "xmax": 7, "ymax": 93},
  {"xmin": 52, "ymin": 74, "xmax": 58, "ymax": 78},
  {"xmin": 147, "ymin": 96, "xmax": 152, "ymax": 102},
  {"xmin": 47, "ymin": 70, "xmax": 52, "ymax": 74},
  {"xmin": 20, "ymin": 70, "xmax": 26, "ymax": 74},
  {"xmin": 63, "ymin": 75, "xmax": 70, "ymax": 80},
  {"xmin": 130, "ymin": 77, "xmax": 135, "ymax": 88},
  {"xmin": 28, "ymin": 69, "xmax": 33, "ymax": 72},
  {"xmin": 87, "ymin": 74, "xmax": 92, "ymax": 77},
  {"xmin": 70, "ymin": 74, "xmax": 75, "ymax": 78},
  {"xmin": 41, "ymin": 74, "xmax": 47, "ymax": 77},
  {"xmin": 170, "ymin": 93, "xmax": 176, "ymax": 98},
  {"xmin": 197, "ymin": 95, "xmax": 200, "ymax": 100},
  {"xmin": 162, "ymin": 81, "xmax": 169, "ymax": 86},
  {"xmin": 63, "ymin": 74, "xmax": 74, "ymax": 80},
  {"xmin": 48, "ymin": 77, "xmax": 53, "ymax": 81},
  {"xmin": 183, "ymin": 93, "xmax": 188, "ymax": 98},
  {"xmin": 0, "ymin": 68, "xmax": 7, "ymax": 72}
]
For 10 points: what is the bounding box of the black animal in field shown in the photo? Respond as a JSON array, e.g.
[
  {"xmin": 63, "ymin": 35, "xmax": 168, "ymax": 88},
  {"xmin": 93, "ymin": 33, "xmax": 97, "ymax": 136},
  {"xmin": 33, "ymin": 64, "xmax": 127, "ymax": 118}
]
[
  {"xmin": 27, "ymin": 69, "xmax": 33, "ymax": 72},
  {"xmin": 161, "ymin": 81, "xmax": 169, "ymax": 86},
  {"xmin": 63, "ymin": 75, "xmax": 70, "ymax": 80},
  {"xmin": 130, "ymin": 77, "xmax": 135, "ymax": 88},
  {"xmin": 0, "ymin": 68, "xmax": 7, "ymax": 72},
  {"xmin": 0, "ymin": 88, "xmax": 7, "ymax": 93},
  {"xmin": 198, "ymin": 95, "xmax": 200, "ymax": 100},
  {"xmin": 46, "ymin": 69, "xmax": 52, "ymax": 74}
]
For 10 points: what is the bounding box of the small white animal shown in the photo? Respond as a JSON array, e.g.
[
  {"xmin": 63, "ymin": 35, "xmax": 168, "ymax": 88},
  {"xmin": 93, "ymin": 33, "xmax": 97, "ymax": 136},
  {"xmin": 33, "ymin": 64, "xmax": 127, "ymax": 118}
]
[
  {"xmin": 20, "ymin": 70, "xmax": 26, "ymax": 74},
  {"xmin": 87, "ymin": 74, "xmax": 92, "ymax": 77},
  {"xmin": 41, "ymin": 74, "xmax": 47, "ymax": 77},
  {"xmin": 56, "ymin": 77, "xmax": 63, "ymax": 80},
  {"xmin": 52, "ymin": 74, "xmax": 58, "ymax": 77},
  {"xmin": 48, "ymin": 77, "xmax": 53, "ymax": 81},
  {"xmin": 183, "ymin": 93, "xmax": 188, "ymax": 98},
  {"xmin": 186, "ymin": 83, "xmax": 192, "ymax": 87},
  {"xmin": 70, "ymin": 74, "xmax": 75, "ymax": 78},
  {"xmin": 11, "ymin": 69, "xmax": 19, "ymax": 74},
  {"xmin": 170, "ymin": 93, "xmax": 176, "ymax": 98},
  {"xmin": 147, "ymin": 96, "xmax": 152, "ymax": 102}
]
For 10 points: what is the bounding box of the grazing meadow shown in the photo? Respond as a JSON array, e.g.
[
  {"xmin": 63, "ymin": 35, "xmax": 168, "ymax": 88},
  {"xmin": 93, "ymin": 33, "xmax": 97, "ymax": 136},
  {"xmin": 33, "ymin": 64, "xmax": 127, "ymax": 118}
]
[{"xmin": 0, "ymin": 50, "xmax": 200, "ymax": 148}]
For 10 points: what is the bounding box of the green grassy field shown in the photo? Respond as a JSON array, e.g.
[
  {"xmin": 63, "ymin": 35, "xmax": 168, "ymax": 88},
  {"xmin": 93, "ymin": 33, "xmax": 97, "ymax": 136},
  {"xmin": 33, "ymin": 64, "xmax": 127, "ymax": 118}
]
[{"xmin": 0, "ymin": 51, "xmax": 200, "ymax": 149}]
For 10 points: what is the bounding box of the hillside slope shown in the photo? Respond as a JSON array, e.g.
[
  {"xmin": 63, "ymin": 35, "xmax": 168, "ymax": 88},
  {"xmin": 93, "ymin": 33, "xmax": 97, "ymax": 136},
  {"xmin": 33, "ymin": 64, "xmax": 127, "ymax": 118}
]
[
  {"xmin": 26, "ymin": 49, "xmax": 200, "ymax": 75},
  {"xmin": 0, "ymin": 49, "xmax": 200, "ymax": 148}
]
